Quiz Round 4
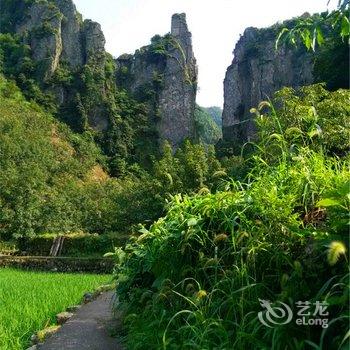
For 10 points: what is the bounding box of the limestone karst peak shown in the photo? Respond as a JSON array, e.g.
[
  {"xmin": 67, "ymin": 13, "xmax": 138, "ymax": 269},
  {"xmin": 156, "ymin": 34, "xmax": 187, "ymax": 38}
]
[
  {"xmin": 171, "ymin": 13, "xmax": 189, "ymax": 37},
  {"xmin": 116, "ymin": 13, "xmax": 198, "ymax": 149},
  {"xmin": 170, "ymin": 13, "xmax": 195, "ymax": 64}
]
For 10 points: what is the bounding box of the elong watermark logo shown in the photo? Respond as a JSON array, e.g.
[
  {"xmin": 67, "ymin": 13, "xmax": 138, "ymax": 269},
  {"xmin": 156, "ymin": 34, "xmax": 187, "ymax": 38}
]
[{"xmin": 258, "ymin": 299, "xmax": 329, "ymax": 328}]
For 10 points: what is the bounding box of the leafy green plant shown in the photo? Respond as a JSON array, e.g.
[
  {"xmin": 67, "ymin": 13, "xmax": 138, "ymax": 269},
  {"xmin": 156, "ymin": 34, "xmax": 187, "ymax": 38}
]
[
  {"xmin": 113, "ymin": 85, "xmax": 349, "ymax": 350},
  {"xmin": 276, "ymin": 1, "xmax": 349, "ymax": 51},
  {"xmin": 252, "ymin": 85, "xmax": 350, "ymax": 158}
]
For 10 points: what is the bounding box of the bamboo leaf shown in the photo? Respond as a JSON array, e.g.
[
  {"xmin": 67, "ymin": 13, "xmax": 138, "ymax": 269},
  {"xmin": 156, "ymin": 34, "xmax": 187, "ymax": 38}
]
[
  {"xmin": 275, "ymin": 28, "xmax": 289, "ymax": 50},
  {"xmin": 339, "ymin": 329, "xmax": 350, "ymax": 349},
  {"xmin": 316, "ymin": 27, "xmax": 325, "ymax": 46},
  {"xmin": 317, "ymin": 198, "xmax": 342, "ymax": 207},
  {"xmin": 303, "ymin": 29, "xmax": 312, "ymax": 50},
  {"xmin": 341, "ymin": 15, "xmax": 350, "ymax": 37}
]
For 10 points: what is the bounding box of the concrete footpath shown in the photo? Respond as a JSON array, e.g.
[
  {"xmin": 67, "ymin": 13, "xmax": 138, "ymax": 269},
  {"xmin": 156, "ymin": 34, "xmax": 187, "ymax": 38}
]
[{"xmin": 38, "ymin": 291, "xmax": 123, "ymax": 350}]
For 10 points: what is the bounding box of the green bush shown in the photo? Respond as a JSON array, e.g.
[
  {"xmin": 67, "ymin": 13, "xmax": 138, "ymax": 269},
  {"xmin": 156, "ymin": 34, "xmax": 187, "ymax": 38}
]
[
  {"xmin": 0, "ymin": 256, "xmax": 115, "ymax": 273},
  {"xmin": 0, "ymin": 75, "xmax": 112, "ymax": 239},
  {"xmin": 113, "ymin": 85, "xmax": 350, "ymax": 350},
  {"xmin": 253, "ymin": 85, "xmax": 350, "ymax": 158},
  {"xmin": 115, "ymin": 152, "xmax": 349, "ymax": 349},
  {"xmin": 17, "ymin": 233, "xmax": 126, "ymax": 257}
]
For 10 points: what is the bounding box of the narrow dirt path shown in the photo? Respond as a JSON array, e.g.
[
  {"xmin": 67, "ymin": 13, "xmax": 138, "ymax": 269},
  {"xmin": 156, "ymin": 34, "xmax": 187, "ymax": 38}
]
[{"xmin": 38, "ymin": 291, "xmax": 123, "ymax": 350}]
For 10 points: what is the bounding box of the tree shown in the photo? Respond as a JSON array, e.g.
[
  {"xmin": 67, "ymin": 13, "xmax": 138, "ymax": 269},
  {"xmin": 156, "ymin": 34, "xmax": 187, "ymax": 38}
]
[{"xmin": 276, "ymin": 0, "xmax": 349, "ymax": 51}]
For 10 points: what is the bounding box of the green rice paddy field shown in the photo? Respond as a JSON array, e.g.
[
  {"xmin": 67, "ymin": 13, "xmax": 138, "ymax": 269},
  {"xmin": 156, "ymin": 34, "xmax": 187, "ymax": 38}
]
[{"xmin": 0, "ymin": 268, "xmax": 110, "ymax": 350}]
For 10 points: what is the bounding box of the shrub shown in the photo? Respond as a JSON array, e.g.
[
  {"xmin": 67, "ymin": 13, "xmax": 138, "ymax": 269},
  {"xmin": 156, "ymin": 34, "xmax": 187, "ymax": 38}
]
[
  {"xmin": 0, "ymin": 75, "xmax": 111, "ymax": 239},
  {"xmin": 0, "ymin": 256, "xmax": 114, "ymax": 273},
  {"xmin": 253, "ymin": 85, "xmax": 350, "ymax": 158},
  {"xmin": 115, "ymin": 150, "xmax": 349, "ymax": 349},
  {"xmin": 113, "ymin": 85, "xmax": 349, "ymax": 350},
  {"xmin": 17, "ymin": 232, "xmax": 126, "ymax": 257}
]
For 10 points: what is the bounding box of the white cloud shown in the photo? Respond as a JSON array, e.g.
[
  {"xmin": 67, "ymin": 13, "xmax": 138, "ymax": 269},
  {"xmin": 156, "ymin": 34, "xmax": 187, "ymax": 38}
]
[{"xmin": 74, "ymin": 0, "xmax": 330, "ymax": 107}]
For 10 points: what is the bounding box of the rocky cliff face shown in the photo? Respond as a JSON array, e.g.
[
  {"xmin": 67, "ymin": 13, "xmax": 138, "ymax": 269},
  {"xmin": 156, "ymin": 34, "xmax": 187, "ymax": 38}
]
[
  {"xmin": 3, "ymin": 2, "xmax": 197, "ymax": 150},
  {"xmin": 158, "ymin": 14, "xmax": 197, "ymax": 149},
  {"xmin": 14, "ymin": 0, "xmax": 105, "ymax": 78},
  {"xmin": 3, "ymin": 0, "xmax": 108, "ymax": 130},
  {"xmin": 116, "ymin": 13, "xmax": 197, "ymax": 149},
  {"xmin": 222, "ymin": 25, "xmax": 314, "ymax": 145},
  {"xmin": 15, "ymin": 1, "xmax": 64, "ymax": 80}
]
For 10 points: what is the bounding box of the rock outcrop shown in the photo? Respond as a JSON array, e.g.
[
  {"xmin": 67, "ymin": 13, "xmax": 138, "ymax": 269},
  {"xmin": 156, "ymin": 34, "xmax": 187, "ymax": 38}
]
[
  {"xmin": 8, "ymin": 0, "xmax": 108, "ymax": 130},
  {"xmin": 1, "ymin": 1, "xmax": 197, "ymax": 152},
  {"xmin": 158, "ymin": 14, "xmax": 197, "ymax": 149},
  {"xmin": 116, "ymin": 13, "xmax": 197, "ymax": 149},
  {"xmin": 55, "ymin": 0, "xmax": 85, "ymax": 68},
  {"xmin": 222, "ymin": 25, "xmax": 314, "ymax": 146},
  {"xmin": 15, "ymin": 0, "xmax": 105, "ymax": 78},
  {"xmin": 15, "ymin": 1, "xmax": 64, "ymax": 79}
]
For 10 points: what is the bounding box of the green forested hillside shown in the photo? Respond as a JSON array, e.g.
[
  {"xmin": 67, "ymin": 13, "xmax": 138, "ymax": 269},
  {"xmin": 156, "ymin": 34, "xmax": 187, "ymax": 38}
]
[
  {"xmin": 0, "ymin": 75, "xmax": 106, "ymax": 238},
  {"xmin": 204, "ymin": 106, "xmax": 222, "ymax": 127},
  {"xmin": 194, "ymin": 105, "xmax": 222, "ymax": 144},
  {"xmin": 0, "ymin": 21, "xmax": 163, "ymax": 171},
  {"xmin": 0, "ymin": 75, "xmax": 227, "ymax": 239}
]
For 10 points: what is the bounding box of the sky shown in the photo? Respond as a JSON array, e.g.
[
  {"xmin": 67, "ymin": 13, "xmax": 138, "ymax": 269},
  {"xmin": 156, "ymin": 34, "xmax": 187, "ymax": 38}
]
[{"xmin": 74, "ymin": 0, "xmax": 332, "ymax": 108}]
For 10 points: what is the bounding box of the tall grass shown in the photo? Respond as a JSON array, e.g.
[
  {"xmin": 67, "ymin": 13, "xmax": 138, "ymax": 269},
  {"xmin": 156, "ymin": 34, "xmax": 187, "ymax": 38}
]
[
  {"xmin": 115, "ymin": 152, "xmax": 349, "ymax": 349},
  {"xmin": 0, "ymin": 268, "xmax": 109, "ymax": 349},
  {"xmin": 113, "ymin": 85, "xmax": 349, "ymax": 349}
]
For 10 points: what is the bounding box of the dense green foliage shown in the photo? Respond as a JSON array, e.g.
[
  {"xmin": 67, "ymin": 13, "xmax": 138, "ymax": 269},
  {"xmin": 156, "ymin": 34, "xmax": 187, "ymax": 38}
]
[
  {"xmin": 0, "ymin": 268, "xmax": 109, "ymax": 349},
  {"xmin": 17, "ymin": 232, "xmax": 127, "ymax": 257},
  {"xmin": 0, "ymin": 75, "xmax": 141, "ymax": 238},
  {"xmin": 253, "ymin": 84, "xmax": 350, "ymax": 156},
  {"xmin": 99, "ymin": 88, "xmax": 159, "ymax": 173},
  {"xmin": 276, "ymin": 1, "xmax": 349, "ymax": 52},
  {"xmin": 0, "ymin": 75, "xmax": 109, "ymax": 238},
  {"xmin": 113, "ymin": 85, "xmax": 349, "ymax": 349},
  {"xmin": 0, "ymin": 75, "xmax": 226, "ymax": 240},
  {"xmin": 0, "ymin": 0, "xmax": 35, "ymax": 33},
  {"xmin": 204, "ymin": 106, "xmax": 222, "ymax": 128},
  {"xmin": 0, "ymin": 33, "xmax": 57, "ymax": 111},
  {"xmin": 194, "ymin": 105, "xmax": 222, "ymax": 144}
]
